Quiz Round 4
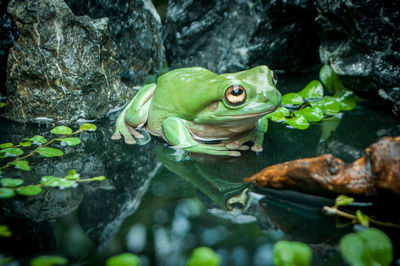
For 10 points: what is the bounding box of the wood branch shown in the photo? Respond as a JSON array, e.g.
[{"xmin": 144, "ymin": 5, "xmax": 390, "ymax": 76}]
[{"xmin": 244, "ymin": 136, "xmax": 400, "ymax": 196}]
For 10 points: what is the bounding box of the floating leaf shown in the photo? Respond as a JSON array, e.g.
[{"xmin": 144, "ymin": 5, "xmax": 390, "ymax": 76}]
[
  {"xmin": 106, "ymin": 253, "xmax": 140, "ymax": 266},
  {"xmin": 311, "ymin": 96, "xmax": 341, "ymax": 116},
  {"xmin": 266, "ymin": 107, "xmax": 291, "ymax": 122},
  {"xmin": 36, "ymin": 147, "xmax": 64, "ymax": 157},
  {"xmin": 31, "ymin": 256, "xmax": 68, "ymax": 266},
  {"xmin": 286, "ymin": 115, "xmax": 310, "ymax": 130},
  {"xmin": 335, "ymin": 194, "xmax": 354, "ymax": 207},
  {"xmin": 0, "ymin": 102, "xmax": 5, "ymax": 108},
  {"xmin": 0, "ymin": 143, "xmax": 13, "ymax": 149},
  {"xmin": 79, "ymin": 123, "xmax": 97, "ymax": 132},
  {"xmin": 41, "ymin": 176, "xmax": 76, "ymax": 188},
  {"xmin": 0, "ymin": 147, "xmax": 24, "ymax": 157},
  {"xmin": 16, "ymin": 185, "xmax": 42, "ymax": 196},
  {"xmin": 0, "ymin": 188, "xmax": 16, "ymax": 199},
  {"xmin": 340, "ymin": 228, "xmax": 393, "ymax": 266},
  {"xmin": 294, "ymin": 106, "xmax": 324, "ymax": 122},
  {"xmin": 282, "ymin": 92, "xmax": 304, "ymax": 106},
  {"xmin": 298, "ymin": 80, "xmax": 324, "ymax": 99},
  {"xmin": 19, "ymin": 141, "xmax": 32, "ymax": 147},
  {"xmin": 51, "ymin": 126, "xmax": 72, "ymax": 135},
  {"xmin": 356, "ymin": 210, "xmax": 370, "ymax": 227},
  {"xmin": 274, "ymin": 240, "xmax": 312, "ymax": 266},
  {"xmin": 56, "ymin": 137, "xmax": 81, "ymax": 146},
  {"xmin": 334, "ymin": 90, "xmax": 357, "ymax": 111},
  {"xmin": 0, "ymin": 178, "xmax": 24, "ymax": 187},
  {"xmin": 187, "ymin": 247, "xmax": 221, "ymax": 266},
  {"xmin": 0, "ymin": 225, "xmax": 12, "ymax": 237},
  {"xmin": 319, "ymin": 64, "xmax": 346, "ymax": 92},
  {"xmin": 10, "ymin": 160, "xmax": 31, "ymax": 171},
  {"xmin": 25, "ymin": 135, "xmax": 47, "ymax": 144},
  {"xmin": 65, "ymin": 169, "xmax": 80, "ymax": 180}
]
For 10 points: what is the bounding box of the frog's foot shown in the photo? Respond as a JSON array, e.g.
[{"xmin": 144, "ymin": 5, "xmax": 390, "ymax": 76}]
[
  {"xmin": 251, "ymin": 143, "xmax": 263, "ymax": 152},
  {"xmin": 225, "ymin": 141, "xmax": 249, "ymax": 151},
  {"xmin": 185, "ymin": 144, "xmax": 241, "ymax": 157}
]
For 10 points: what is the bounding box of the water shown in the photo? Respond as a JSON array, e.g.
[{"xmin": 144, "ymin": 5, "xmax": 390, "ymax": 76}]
[{"xmin": 1, "ymin": 73, "xmax": 399, "ymax": 265}]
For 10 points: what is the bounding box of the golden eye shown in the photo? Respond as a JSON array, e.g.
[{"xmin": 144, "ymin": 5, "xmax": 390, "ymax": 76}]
[
  {"xmin": 225, "ymin": 85, "xmax": 246, "ymax": 106},
  {"xmin": 271, "ymin": 70, "xmax": 278, "ymax": 85}
]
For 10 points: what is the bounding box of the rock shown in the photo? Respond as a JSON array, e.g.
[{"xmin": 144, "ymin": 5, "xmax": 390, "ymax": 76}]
[
  {"xmin": 64, "ymin": 0, "xmax": 165, "ymax": 87},
  {"xmin": 163, "ymin": 0, "xmax": 320, "ymax": 74},
  {"xmin": 314, "ymin": 0, "xmax": 400, "ymax": 116},
  {"xmin": 5, "ymin": 0, "xmax": 134, "ymax": 123}
]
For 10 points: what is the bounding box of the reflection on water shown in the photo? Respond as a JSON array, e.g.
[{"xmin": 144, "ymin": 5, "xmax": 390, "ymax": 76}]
[{"xmin": 1, "ymin": 73, "xmax": 400, "ymax": 265}]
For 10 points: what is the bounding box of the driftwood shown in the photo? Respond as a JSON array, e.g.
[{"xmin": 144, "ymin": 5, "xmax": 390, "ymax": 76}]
[{"xmin": 244, "ymin": 136, "xmax": 400, "ymax": 196}]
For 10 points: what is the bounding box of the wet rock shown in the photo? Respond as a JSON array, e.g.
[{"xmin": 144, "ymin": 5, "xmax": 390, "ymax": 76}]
[
  {"xmin": 64, "ymin": 0, "xmax": 165, "ymax": 87},
  {"xmin": 5, "ymin": 0, "xmax": 134, "ymax": 123},
  {"xmin": 314, "ymin": 0, "xmax": 400, "ymax": 116},
  {"xmin": 163, "ymin": 0, "xmax": 319, "ymax": 74}
]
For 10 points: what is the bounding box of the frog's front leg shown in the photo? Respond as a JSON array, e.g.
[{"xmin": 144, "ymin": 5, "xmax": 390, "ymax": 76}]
[
  {"xmin": 251, "ymin": 115, "xmax": 269, "ymax": 152},
  {"xmin": 111, "ymin": 84, "xmax": 156, "ymax": 144},
  {"xmin": 162, "ymin": 117, "xmax": 241, "ymax": 156}
]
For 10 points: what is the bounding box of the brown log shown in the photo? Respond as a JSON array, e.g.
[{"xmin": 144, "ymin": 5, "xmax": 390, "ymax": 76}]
[{"xmin": 244, "ymin": 136, "xmax": 400, "ymax": 196}]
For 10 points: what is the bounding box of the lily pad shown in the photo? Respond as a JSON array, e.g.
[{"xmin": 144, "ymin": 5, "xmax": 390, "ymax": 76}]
[
  {"xmin": 187, "ymin": 247, "xmax": 220, "ymax": 266},
  {"xmin": 266, "ymin": 107, "xmax": 291, "ymax": 122},
  {"xmin": 319, "ymin": 64, "xmax": 346, "ymax": 92},
  {"xmin": 0, "ymin": 102, "xmax": 5, "ymax": 108},
  {"xmin": 0, "ymin": 188, "xmax": 16, "ymax": 199},
  {"xmin": 19, "ymin": 141, "xmax": 32, "ymax": 147},
  {"xmin": 56, "ymin": 137, "xmax": 81, "ymax": 146},
  {"xmin": 294, "ymin": 106, "xmax": 324, "ymax": 122},
  {"xmin": 0, "ymin": 225, "xmax": 12, "ymax": 237},
  {"xmin": 79, "ymin": 123, "xmax": 97, "ymax": 132},
  {"xmin": 41, "ymin": 176, "xmax": 76, "ymax": 188},
  {"xmin": 334, "ymin": 90, "xmax": 357, "ymax": 111},
  {"xmin": 0, "ymin": 143, "xmax": 13, "ymax": 149},
  {"xmin": 311, "ymin": 96, "xmax": 341, "ymax": 116},
  {"xmin": 0, "ymin": 178, "xmax": 24, "ymax": 187},
  {"xmin": 0, "ymin": 147, "xmax": 24, "ymax": 157},
  {"xmin": 36, "ymin": 147, "xmax": 64, "ymax": 157},
  {"xmin": 51, "ymin": 126, "xmax": 72, "ymax": 135},
  {"xmin": 274, "ymin": 240, "xmax": 312, "ymax": 266},
  {"xmin": 106, "ymin": 253, "xmax": 140, "ymax": 266},
  {"xmin": 298, "ymin": 80, "xmax": 324, "ymax": 99},
  {"xmin": 282, "ymin": 92, "xmax": 304, "ymax": 106},
  {"xmin": 25, "ymin": 135, "xmax": 47, "ymax": 144},
  {"xmin": 65, "ymin": 169, "xmax": 80, "ymax": 180},
  {"xmin": 286, "ymin": 115, "xmax": 310, "ymax": 130},
  {"xmin": 16, "ymin": 185, "xmax": 42, "ymax": 196},
  {"xmin": 10, "ymin": 160, "xmax": 31, "ymax": 171},
  {"xmin": 31, "ymin": 256, "xmax": 68, "ymax": 266}
]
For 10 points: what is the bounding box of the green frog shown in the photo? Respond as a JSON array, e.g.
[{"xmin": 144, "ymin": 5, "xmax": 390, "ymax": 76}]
[{"xmin": 112, "ymin": 65, "xmax": 281, "ymax": 156}]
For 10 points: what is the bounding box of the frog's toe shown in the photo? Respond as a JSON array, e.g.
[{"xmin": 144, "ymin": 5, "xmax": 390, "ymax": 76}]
[
  {"xmin": 239, "ymin": 145, "xmax": 249, "ymax": 151},
  {"xmin": 111, "ymin": 132, "xmax": 121, "ymax": 140},
  {"xmin": 251, "ymin": 145, "xmax": 263, "ymax": 152},
  {"xmin": 123, "ymin": 135, "xmax": 137, "ymax": 144},
  {"xmin": 225, "ymin": 141, "xmax": 240, "ymax": 150},
  {"xmin": 128, "ymin": 126, "xmax": 144, "ymax": 139}
]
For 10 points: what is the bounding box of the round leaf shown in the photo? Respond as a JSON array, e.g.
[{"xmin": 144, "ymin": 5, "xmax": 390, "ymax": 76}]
[
  {"xmin": 358, "ymin": 228, "xmax": 393, "ymax": 266},
  {"xmin": 187, "ymin": 247, "xmax": 220, "ymax": 266},
  {"xmin": 51, "ymin": 126, "xmax": 72, "ymax": 135},
  {"xmin": 0, "ymin": 102, "xmax": 5, "ymax": 108},
  {"xmin": 298, "ymin": 80, "xmax": 324, "ymax": 99},
  {"xmin": 282, "ymin": 93, "xmax": 304, "ymax": 106},
  {"xmin": 0, "ymin": 178, "xmax": 24, "ymax": 187},
  {"xmin": 266, "ymin": 107, "xmax": 291, "ymax": 122},
  {"xmin": 106, "ymin": 253, "xmax": 140, "ymax": 266},
  {"xmin": 334, "ymin": 90, "xmax": 357, "ymax": 111},
  {"xmin": 319, "ymin": 64, "xmax": 345, "ymax": 92},
  {"xmin": 0, "ymin": 143, "xmax": 13, "ymax": 149},
  {"xmin": 56, "ymin": 137, "xmax": 81, "ymax": 146},
  {"xmin": 0, "ymin": 225, "xmax": 12, "ymax": 237},
  {"xmin": 25, "ymin": 135, "xmax": 47, "ymax": 144},
  {"xmin": 286, "ymin": 115, "xmax": 310, "ymax": 130},
  {"xmin": 294, "ymin": 106, "xmax": 324, "ymax": 122},
  {"xmin": 31, "ymin": 256, "xmax": 68, "ymax": 266},
  {"xmin": 41, "ymin": 176, "xmax": 76, "ymax": 188},
  {"xmin": 19, "ymin": 141, "xmax": 32, "ymax": 147},
  {"xmin": 36, "ymin": 147, "xmax": 64, "ymax": 157},
  {"xmin": 79, "ymin": 123, "xmax": 97, "ymax": 132},
  {"xmin": 16, "ymin": 185, "xmax": 42, "ymax": 196},
  {"xmin": 0, "ymin": 188, "xmax": 16, "ymax": 199},
  {"xmin": 274, "ymin": 240, "xmax": 312, "ymax": 266},
  {"xmin": 335, "ymin": 194, "xmax": 354, "ymax": 207},
  {"xmin": 312, "ymin": 96, "xmax": 341, "ymax": 116},
  {"xmin": 0, "ymin": 148, "xmax": 24, "ymax": 157},
  {"xmin": 10, "ymin": 160, "xmax": 31, "ymax": 171}
]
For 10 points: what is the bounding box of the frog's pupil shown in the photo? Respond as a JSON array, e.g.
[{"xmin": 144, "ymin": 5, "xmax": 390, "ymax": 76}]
[{"xmin": 232, "ymin": 87, "xmax": 243, "ymax": 96}]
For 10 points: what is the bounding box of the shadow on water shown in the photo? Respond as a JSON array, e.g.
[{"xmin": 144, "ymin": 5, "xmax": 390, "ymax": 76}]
[{"xmin": 0, "ymin": 75, "xmax": 399, "ymax": 265}]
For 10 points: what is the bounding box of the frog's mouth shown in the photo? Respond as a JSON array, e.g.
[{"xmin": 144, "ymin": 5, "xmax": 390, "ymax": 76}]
[{"xmin": 224, "ymin": 105, "xmax": 279, "ymax": 119}]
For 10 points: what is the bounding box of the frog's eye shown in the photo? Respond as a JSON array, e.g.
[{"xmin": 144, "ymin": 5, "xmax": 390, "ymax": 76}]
[
  {"xmin": 225, "ymin": 85, "xmax": 246, "ymax": 106},
  {"xmin": 271, "ymin": 70, "xmax": 278, "ymax": 85}
]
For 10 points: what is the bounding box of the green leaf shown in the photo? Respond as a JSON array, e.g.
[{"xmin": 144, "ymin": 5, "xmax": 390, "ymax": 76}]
[
  {"xmin": 311, "ymin": 96, "xmax": 341, "ymax": 116},
  {"xmin": 16, "ymin": 185, "xmax": 42, "ymax": 196},
  {"xmin": 294, "ymin": 106, "xmax": 324, "ymax": 122},
  {"xmin": 79, "ymin": 123, "xmax": 97, "ymax": 132},
  {"xmin": 298, "ymin": 80, "xmax": 324, "ymax": 99},
  {"xmin": 56, "ymin": 137, "xmax": 81, "ymax": 146},
  {"xmin": 286, "ymin": 115, "xmax": 310, "ymax": 130},
  {"xmin": 319, "ymin": 64, "xmax": 346, "ymax": 92},
  {"xmin": 0, "ymin": 178, "xmax": 24, "ymax": 187},
  {"xmin": 19, "ymin": 141, "xmax": 32, "ymax": 147},
  {"xmin": 0, "ymin": 102, "xmax": 5, "ymax": 108},
  {"xmin": 41, "ymin": 176, "xmax": 76, "ymax": 189},
  {"xmin": 65, "ymin": 169, "xmax": 80, "ymax": 180},
  {"xmin": 0, "ymin": 188, "xmax": 16, "ymax": 199},
  {"xmin": 51, "ymin": 126, "xmax": 72, "ymax": 135},
  {"xmin": 10, "ymin": 160, "xmax": 31, "ymax": 171},
  {"xmin": 0, "ymin": 143, "xmax": 13, "ymax": 149},
  {"xmin": 356, "ymin": 210, "xmax": 370, "ymax": 227},
  {"xmin": 31, "ymin": 256, "xmax": 68, "ymax": 266},
  {"xmin": 274, "ymin": 240, "xmax": 312, "ymax": 266},
  {"xmin": 0, "ymin": 147, "xmax": 24, "ymax": 157},
  {"xmin": 282, "ymin": 92, "xmax": 305, "ymax": 106},
  {"xmin": 266, "ymin": 107, "xmax": 291, "ymax": 122},
  {"xmin": 0, "ymin": 225, "xmax": 12, "ymax": 237},
  {"xmin": 88, "ymin": 176, "xmax": 106, "ymax": 182},
  {"xmin": 36, "ymin": 147, "xmax": 64, "ymax": 157},
  {"xmin": 334, "ymin": 90, "xmax": 357, "ymax": 111},
  {"xmin": 187, "ymin": 247, "xmax": 221, "ymax": 266},
  {"xmin": 340, "ymin": 228, "xmax": 393, "ymax": 266},
  {"xmin": 335, "ymin": 194, "xmax": 354, "ymax": 207},
  {"xmin": 25, "ymin": 135, "xmax": 47, "ymax": 144},
  {"xmin": 106, "ymin": 253, "xmax": 140, "ymax": 266}
]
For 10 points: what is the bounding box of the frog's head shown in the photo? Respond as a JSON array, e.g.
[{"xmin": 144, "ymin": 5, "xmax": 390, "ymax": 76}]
[{"xmin": 195, "ymin": 65, "xmax": 281, "ymax": 125}]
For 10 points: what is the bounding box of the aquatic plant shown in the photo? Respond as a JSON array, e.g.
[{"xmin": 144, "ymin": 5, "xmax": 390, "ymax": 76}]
[{"xmin": 266, "ymin": 65, "xmax": 357, "ymax": 130}]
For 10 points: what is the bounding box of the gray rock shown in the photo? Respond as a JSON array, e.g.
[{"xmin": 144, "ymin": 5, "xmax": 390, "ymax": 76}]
[
  {"xmin": 5, "ymin": 0, "xmax": 134, "ymax": 123},
  {"xmin": 314, "ymin": 0, "xmax": 400, "ymax": 116},
  {"xmin": 163, "ymin": 0, "xmax": 319, "ymax": 74},
  {"xmin": 64, "ymin": 0, "xmax": 165, "ymax": 87}
]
